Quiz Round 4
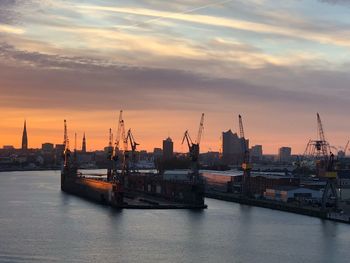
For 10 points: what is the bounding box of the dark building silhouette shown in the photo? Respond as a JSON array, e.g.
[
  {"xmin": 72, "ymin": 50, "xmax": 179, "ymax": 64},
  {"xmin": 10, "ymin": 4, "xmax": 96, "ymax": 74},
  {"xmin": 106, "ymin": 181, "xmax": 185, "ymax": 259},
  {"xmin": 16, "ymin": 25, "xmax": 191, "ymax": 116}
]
[
  {"xmin": 21, "ymin": 120, "xmax": 28, "ymax": 151},
  {"xmin": 82, "ymin": 133, "xmax": 87, "ymax": 153},
  {"xmin": 222, "ymin": 130, "xmax": 248, "ymax": 165},
  {"xmin": 162, "ymin": 137, "xmax": 174, "ymax": 160},
  {"xmin": 153, "ymin": 148, "xmax": 163, "ymax": 160},
  {"xmin": 42, "ymin": 143, "xmax": 54, "ymax": 153},
  {"xmin": 278, "ymin": 147, "xmax": 292, "ymax": 163},
  {"xmin": 55, "ymin": 144, "xmax": 65, "ymax": 165},
  {"xmin": 251, "ymin": 145, "xmax": 263, "ymax": 162}
]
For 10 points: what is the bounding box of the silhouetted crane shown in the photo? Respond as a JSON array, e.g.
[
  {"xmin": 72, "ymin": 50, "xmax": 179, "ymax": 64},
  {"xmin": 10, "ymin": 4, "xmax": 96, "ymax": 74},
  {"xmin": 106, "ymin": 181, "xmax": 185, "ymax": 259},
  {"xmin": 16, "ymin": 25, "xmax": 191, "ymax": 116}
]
[
  {"xmin": 182, "ymin": 113, "xmax": 204, "ymax": 181},
  {"xmin": 107, "ymin": 128, "xmax": 114, "ymax": 181},
  {"xmin": 126, "ymin": 129, "xmax": 139, "ymax": 173},
  {"xmin": 238, "ymin": 114, "xmax": 252, "ymax": 196},
  {"xmin": 110, "ymin": 110, "xmax": 125, "ymax": 182},
  {"xmin": 113, "ymin": 110, "xmax": 123, "ymax": 160},
  {"xmin": 63, "ymin": 119, "xmax": 71, "ymax": 168},
  {"xmin": 312, "ymin": 113, "xmax": 338, "ymax": 210}
]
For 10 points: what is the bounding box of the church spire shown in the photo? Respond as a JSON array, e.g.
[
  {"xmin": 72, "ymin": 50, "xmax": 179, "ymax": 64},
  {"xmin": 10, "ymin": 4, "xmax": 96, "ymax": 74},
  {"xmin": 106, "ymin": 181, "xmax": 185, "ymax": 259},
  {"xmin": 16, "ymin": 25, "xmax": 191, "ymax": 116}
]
[
  {"xmin": 21, "ymin": 120, "xmax": 28, "ymax": 151},
  {"xmin": 82, "ymin": 133, "xmax": 86, "ymax": 153}
]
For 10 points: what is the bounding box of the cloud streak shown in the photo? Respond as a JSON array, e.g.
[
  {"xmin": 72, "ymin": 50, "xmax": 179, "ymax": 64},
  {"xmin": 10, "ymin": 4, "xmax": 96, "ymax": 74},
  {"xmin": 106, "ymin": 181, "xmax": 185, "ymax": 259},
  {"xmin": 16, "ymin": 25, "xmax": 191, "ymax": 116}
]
[
  {"xmin": 1, "ymin": 0, "xmax": 350, "ymax": 152},
  {"xmin": 78, "ymin": 4, "xmax": 350, "ymax": 48}
]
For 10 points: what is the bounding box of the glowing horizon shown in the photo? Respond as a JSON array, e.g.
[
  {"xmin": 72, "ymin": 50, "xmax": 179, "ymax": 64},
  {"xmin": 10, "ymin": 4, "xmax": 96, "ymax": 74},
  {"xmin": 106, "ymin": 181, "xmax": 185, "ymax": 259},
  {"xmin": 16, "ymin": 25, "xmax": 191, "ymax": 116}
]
[{"xmin": 1, "ymin": 109, "xmax": 347, "ymax": 155}]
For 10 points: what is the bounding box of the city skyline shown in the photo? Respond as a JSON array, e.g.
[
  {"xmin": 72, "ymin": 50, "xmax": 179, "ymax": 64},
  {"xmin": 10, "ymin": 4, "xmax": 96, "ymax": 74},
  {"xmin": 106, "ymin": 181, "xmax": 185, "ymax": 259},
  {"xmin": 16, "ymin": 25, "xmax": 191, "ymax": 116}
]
[
  {"xmin": 2, "ymin": 116, "xmax": 345, "ymax": 156},
  {"xmin": 1, "ymin": 0, "xmax": 350, "ymax": 153}
]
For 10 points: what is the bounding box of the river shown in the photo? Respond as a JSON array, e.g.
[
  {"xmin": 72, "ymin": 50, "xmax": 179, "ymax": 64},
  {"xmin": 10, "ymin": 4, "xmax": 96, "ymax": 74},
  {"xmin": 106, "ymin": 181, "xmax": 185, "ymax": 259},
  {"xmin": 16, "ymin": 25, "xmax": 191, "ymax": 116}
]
[{"xmin": 0, "ymin": 171, "xmax": 349, "ymax": 263}]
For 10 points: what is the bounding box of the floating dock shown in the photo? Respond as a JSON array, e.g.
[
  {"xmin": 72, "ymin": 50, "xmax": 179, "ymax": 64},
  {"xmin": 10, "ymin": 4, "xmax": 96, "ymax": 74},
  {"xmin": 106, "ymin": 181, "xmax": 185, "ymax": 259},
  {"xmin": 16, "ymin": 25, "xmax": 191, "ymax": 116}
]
[{"xmin": 61, "ymin": 169, "xmax": 207, "ymax": 209}]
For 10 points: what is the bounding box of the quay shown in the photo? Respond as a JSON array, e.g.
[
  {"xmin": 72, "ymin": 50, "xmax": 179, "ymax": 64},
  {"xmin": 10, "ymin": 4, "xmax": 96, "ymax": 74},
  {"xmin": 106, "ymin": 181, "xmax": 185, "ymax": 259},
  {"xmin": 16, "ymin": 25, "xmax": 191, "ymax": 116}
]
[{"xmin": 205, "ymin": 191, "xmax": 350, "ymax": 224}]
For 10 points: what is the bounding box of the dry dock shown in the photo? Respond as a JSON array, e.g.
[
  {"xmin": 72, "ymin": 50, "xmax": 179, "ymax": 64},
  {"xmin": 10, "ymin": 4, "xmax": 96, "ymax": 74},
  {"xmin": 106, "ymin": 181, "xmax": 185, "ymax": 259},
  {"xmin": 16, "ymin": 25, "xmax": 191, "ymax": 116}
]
[{"xmin": 61, "ymin": 173, "xmax": 207, "ymax": 209}]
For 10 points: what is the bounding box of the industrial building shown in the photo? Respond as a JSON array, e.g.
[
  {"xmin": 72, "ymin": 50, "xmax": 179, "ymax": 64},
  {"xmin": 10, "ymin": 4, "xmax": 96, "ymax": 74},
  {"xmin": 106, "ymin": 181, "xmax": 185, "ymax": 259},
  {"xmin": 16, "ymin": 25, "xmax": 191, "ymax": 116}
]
[{"xmin": 264, "ymin": 186, "xmax": 321, "ymax": 202}]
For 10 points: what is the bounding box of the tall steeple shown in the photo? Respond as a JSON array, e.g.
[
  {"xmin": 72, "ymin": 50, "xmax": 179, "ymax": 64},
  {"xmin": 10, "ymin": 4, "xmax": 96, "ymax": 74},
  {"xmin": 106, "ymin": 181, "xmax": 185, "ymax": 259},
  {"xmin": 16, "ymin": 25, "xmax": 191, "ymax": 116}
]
[
  {"xmin": 82, "ymin": 133, "xmax": 86, "ymax": 153},
  {"xmin": 21, "ymin": 120, "xmax": 28, "ymax": 151}
]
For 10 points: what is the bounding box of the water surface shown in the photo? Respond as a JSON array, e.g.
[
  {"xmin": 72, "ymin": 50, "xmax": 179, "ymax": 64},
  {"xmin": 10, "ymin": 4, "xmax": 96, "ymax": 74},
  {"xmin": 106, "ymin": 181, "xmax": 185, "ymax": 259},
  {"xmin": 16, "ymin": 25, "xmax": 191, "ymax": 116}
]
[{"xmin": 0, "ymin": 171, "xmax": 349, "ymax": 263}]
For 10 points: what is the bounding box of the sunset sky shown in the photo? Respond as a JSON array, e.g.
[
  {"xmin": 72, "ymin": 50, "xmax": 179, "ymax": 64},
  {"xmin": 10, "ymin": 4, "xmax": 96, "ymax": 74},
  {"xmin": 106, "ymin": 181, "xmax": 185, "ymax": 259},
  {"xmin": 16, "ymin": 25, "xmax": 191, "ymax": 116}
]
[{"xmin": 1, "ymin": 0, "xmax": 350, "ymax": 154}]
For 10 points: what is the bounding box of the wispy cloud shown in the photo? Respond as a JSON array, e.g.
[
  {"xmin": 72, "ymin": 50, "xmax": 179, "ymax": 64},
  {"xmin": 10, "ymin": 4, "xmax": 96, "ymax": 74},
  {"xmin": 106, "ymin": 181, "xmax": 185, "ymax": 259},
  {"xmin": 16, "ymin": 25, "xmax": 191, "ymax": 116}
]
[
  {"xmin": 1, "ymin": 0, "xmax": 350, "ymax": 152},
  {"xmin": 0, "ymin": 24, "xmax": 24, "ymax": 34},
  {"xmin": 77, "ymin": 4, "xmax": 350, "ymax": 48}
]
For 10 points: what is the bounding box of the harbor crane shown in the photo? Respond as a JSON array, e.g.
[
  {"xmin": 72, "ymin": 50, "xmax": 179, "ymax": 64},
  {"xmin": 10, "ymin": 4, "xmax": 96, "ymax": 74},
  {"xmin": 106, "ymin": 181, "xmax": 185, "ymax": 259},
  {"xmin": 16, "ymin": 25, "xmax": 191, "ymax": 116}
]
[
  {"xmin": 63, "ymin": 119, "xmax": 71, "ymax": 168},
  {"xmin": 335, "ymin": 140, "xmax": 350, "ymax": 158},
  {"xmin": 182, "ymin": 113, "xmax": 204, "ymax": 181},
  {"xmin": 120, "ymin": 119, "xmax": 130, "ymax": 178},
  {"xmin": 62, "ymin": 120, "xmax": 77, "ymax": 179},
  {"xmin": 126, "ymin": 129, "xmax": 139, "ymax": 173},
  {"xmin": 113, "ymin": 110, "xmax": 124, "ymax": 160},
  {"xmin": 304, "ymin": 113, "xmax": 337, "ymax": 210},
  {"xmin": 303, "ymin": 113, "xmax": 331, "ymax": 159},
  {"xmin": 109, "ymin": 110, "xmax": 125, "ymax": 182},
  {"xmin": 107, "ymin": 128, "xmax": 114, "ymax": 181},
  {"xmin": 238, "ymin": 114, "xmax": 252, "ymax": 196}
]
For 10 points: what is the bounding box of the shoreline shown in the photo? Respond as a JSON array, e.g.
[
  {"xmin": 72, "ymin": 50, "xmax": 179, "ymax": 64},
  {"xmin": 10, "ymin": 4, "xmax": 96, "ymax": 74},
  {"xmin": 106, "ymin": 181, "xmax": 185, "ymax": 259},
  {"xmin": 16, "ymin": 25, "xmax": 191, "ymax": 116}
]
[{"xmin": 205, "ymin": 191, "xmax": 350, "ymax": 224}]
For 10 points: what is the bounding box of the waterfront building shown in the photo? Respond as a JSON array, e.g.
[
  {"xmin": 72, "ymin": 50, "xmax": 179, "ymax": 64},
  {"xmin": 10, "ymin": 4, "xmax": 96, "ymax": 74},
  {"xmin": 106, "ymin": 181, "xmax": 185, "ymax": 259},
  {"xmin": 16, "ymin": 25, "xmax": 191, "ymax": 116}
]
[
  {"xmin": 153, "ymin": 148, "xmax": 163, "ymax": 160},
  {"xmin": 278, "ymin": 147, "xmax": 292, "ymax": 163},
  {"xmin": 162, "ymin": 137, "xmax": 173, "ymax": 160},
  {"xmin": 55, "ymin": 144, "xmax": 65, "ymax": 165},
  {"xmin": 3, "ymin": 145, "xmax": 14, "ymax": 150},
  {"xmin": 42, "ymin": 143, "xmax": 54, "ymax": 153},
  {"xmin": 222, "ymin": 130, "xmax": 248, "ymax": 165},
  {"xmin": 251, "ymin": 145, "xmax": 263, "ymax": 162},
  {"xmin": 264, "ymin": 186, "xmax": 321, "ymax": 202}
]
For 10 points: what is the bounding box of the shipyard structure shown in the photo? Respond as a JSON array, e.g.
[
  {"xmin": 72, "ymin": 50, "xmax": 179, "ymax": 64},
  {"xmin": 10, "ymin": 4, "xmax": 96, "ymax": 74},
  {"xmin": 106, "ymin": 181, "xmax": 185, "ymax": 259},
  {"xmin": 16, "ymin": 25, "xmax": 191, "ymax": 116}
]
[
  {"xmin": 203, "ymin": 113, "xmax": 350, "ymax": 223},
  {"xmin": 61, "ymin": 112, "xmax": 207, "ymax": 209}
]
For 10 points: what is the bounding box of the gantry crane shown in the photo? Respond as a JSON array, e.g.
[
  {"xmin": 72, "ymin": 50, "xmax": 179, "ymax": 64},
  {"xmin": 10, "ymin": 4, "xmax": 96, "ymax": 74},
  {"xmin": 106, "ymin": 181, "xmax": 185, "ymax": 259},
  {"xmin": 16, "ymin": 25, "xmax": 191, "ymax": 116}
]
[
  {"xmin": 310, "ymin": 113, "xmax": 337, "ymax": 210},
  {"xmin": 120, "ymin": 119, "xmax": 129, "ymax": 178},
  {"xmin": 113, "ymin": 110, "xmax": 124, "ymax": 161},
  {"xmin": 336, "ymin": 140, "xmax": 350, "ymax": 158},
  {"xmin": 107, "ymin": 128, "xmax": 114, "ymax": 181},
  {"xmin": 126, "ymin": 129, "xmax": 139, "ymax": 173},
  {"xmin": 304, "ymin": 113, "xmax": 331, "ymax": 160},
  {"xmin": 182, "ymin": 113, "xmax": 204, "ymax": 181},
  {"xmin": 238, "ymin": 114, "xmax": 252, "ymax": 196},
  {"xmin": 63, "ymin": 119, "xmax": 71, "ymax": 168},
  {"xmin": 108, "ymin": 110, "xmax": 125, "ymax": 182},
  {"xmin": 61, "ymin": 119, "xmax": 77, "ymax": 179}
]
